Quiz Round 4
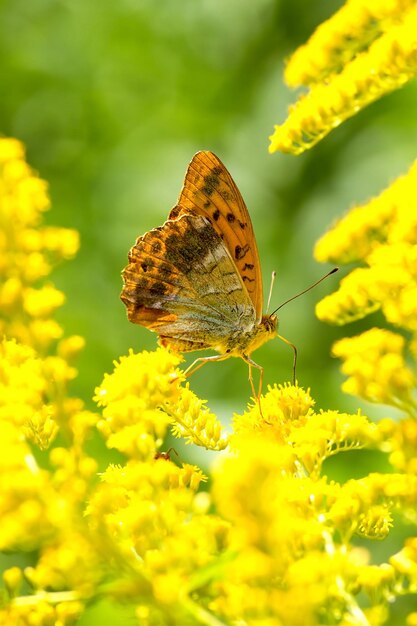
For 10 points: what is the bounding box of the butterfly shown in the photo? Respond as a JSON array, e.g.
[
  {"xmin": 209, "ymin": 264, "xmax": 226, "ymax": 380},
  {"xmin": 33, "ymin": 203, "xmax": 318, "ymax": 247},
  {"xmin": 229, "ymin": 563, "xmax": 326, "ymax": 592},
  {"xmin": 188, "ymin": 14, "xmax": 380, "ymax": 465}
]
[{"xmin": 121, "ymin": 151, "xmax": 295, "ymax": 402}]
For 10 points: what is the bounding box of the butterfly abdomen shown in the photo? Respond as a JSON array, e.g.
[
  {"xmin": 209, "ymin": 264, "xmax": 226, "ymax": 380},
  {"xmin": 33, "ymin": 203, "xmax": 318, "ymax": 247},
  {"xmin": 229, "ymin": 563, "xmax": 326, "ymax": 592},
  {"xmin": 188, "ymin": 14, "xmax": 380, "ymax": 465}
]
[{"xmin": 159, "ymin": 336, "xmax": 210, "ymax": 352}]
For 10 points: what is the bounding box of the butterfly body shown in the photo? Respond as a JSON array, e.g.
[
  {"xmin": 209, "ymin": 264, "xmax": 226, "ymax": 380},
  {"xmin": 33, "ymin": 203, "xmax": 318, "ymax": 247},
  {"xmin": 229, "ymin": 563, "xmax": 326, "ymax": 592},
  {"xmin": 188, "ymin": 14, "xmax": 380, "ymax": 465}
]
[
  {"xmin": 227, "ymin": 313, "xmax": 277, "ymax": 354},
  {"xmin": 121, "ymin": 151, "xmax": 279, "ymax": 398}
]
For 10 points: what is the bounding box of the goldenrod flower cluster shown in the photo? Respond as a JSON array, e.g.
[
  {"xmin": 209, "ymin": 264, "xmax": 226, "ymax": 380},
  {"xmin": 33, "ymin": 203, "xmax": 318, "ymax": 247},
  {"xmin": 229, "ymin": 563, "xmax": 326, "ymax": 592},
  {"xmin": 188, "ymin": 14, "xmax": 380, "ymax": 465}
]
[
  {"xmin": 269, "ymin": 0, "xmax": 417, "ymax": 154},
  {"xmin": 313, "ymin": 156, "xmax": 417, "ymax": 623},
  {"xmin": 315, "ymin": 157, "xmax": 417, "ymax": 422},
  {"xmin": 3, "ymin": 132, "xmax": 417, "ymax": 624},
  {"xmin": 211, "ymin": 388, "xmax": 417, "ymax": 625},
  {"xmin": 0, "ymin": 138, "xmax": 79, "ymax": 350},
  {"xmin": 333, "ymin": 329, "xmax": 416, "ymax": 410},
  {"xmin": 269, "ymin": 7, "xmax": 417, "ymax": 620},
  {"xmin": 95, "ymin": 348, "xmax": 229, "ymax": 456}
]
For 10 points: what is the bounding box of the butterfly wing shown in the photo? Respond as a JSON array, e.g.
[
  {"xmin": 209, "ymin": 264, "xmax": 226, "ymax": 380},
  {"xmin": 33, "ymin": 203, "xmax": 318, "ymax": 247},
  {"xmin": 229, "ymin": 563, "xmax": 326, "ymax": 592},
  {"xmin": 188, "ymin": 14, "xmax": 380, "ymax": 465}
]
[
  {"xmin": 170, "ymin": 151, "xmax": 263, "ymax": 322},
  {"xmin": 121, "ymin": 211, "xmax": 256, "ymax": 352}
]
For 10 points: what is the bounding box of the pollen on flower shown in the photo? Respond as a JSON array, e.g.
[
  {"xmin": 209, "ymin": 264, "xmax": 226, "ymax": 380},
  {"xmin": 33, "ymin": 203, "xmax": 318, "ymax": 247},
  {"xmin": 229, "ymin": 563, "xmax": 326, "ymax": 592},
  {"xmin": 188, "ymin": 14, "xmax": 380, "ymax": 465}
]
[
  {"xmin": 232, "ymin": 383, "xmax": 315, "ymax": 444},
  {"xmin": 265, "ymin": 383, "xmax": 315, "ymax": 422},
  {"xmin": 356, "ymin": 504, "xmax": 393, "ymax": 539}
]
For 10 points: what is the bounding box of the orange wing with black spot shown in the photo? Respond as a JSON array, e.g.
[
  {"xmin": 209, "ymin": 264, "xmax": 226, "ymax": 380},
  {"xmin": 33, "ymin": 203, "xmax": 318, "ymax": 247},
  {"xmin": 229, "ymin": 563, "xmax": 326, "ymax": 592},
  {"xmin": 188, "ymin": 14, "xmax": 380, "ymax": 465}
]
[
  {"xmin": 171, "ymin": 151, "xmax": 263, "ymax": 322},
  {"xmin": 121, "ymin": 211, "xmax": 256, "ymax": 353}
]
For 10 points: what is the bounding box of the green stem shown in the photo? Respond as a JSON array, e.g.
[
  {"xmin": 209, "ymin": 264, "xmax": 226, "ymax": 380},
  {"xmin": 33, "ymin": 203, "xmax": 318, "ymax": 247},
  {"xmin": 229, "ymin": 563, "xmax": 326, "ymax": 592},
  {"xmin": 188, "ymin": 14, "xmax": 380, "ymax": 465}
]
[{"xmin": 12, "ymin": 590, "xmax": 80, "ymax": 607}]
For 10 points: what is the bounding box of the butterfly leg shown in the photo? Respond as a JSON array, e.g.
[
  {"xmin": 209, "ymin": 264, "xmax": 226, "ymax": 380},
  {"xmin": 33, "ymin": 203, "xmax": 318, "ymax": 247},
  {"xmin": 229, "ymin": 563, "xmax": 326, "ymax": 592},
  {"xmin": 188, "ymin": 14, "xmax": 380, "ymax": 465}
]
[
  {"xmin": 182, "ymin": 353, "xmax": 230, "ymax": 380},
  {"xmin": 242, "ymin": 354, "xmax": 265, "ymax": 418},
  {"xmin": 277, "ymin": 334, "xmax": 298, "ymax": 385}
]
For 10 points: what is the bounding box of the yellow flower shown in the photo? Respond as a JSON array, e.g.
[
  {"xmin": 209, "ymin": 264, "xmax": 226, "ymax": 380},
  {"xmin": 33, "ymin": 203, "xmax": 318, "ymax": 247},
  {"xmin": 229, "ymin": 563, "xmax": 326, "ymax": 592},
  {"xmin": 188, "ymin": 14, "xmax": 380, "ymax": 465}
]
[
  {"xmin": 326, "ymin": 472, "xmax": 416, "ymax": 543},
  {"xmin": 0, "ymin": 137, "xmax": 79, "ymax": 351},
  {"xmin": 233, "ymin": 384, "xmax": 378, "ymax": 476},
  {"xmin": 0, "ymin": 338, "xmax": 58, "ymax": 447},
  {"xmin": 167, "ymin": 385, "xmax": 229, "ymax": 451},
  {"xmin": 95, "ymin": 347, "xmax": 182, "ymax": 410},
  {"xmin": 291, "ymin": 409, "xmax": 380, "ymax": 475},
  {"xmin": 40, "ymin": 225, "xmax": 80, "ymax": 258},
  {"xmin": 408, "ymin": 613, "xmax": 417, "ymax": 626},
  {"xmin": 0, "ymin": 137, "xmax": 25, "ymax": 162},
  {"xmin": 367, "ymin": 244, "xmax": 417, "ymax": 331},
  {"xmin": 315, "ymin": 159, "xmax": 417, "ymax": 265},
  {"xmin": 270, "ymin": 3, "xmax": 417, "ymax": 154},
  {"xmin": 57, "ymin": 335, "xmax": 86, "ymax": 361},
  {"xmin": 314, "ymin": 154, "xmax": 417, "ymax": 421},
  {"xmin": 85, "ymin": 459, "xmax": 227, "ymax": 619},
  {"xmin": 2, "ymin": 567, "xmax": 23, "ymax": 598},
  {"xmin": 357, "ymin": 562, "xmax": 395, "ymax": 596},
  {"xmin": 232, "ymin": 383, "xmax": 314, "ymax": 445},
  {"xmin": 356, "ymin": 505, "xmax": 393, "ymax": 540},
  {"xmin": 23, "ymin": 284, "xmax": 66, "ymax": 318},
  {"xmin": 4, "ymin": 135, "xmax": 417, "ymax": 625},
  {"xmin": 316, "ymin": 220, "xmax": 417, "ymax": 330},
  {"xmin": 31, "ymin": 532, "xmax": 101, "ymax": 595},
  {"xmin": 96, "ymin": 347, "xmax": 228, "ymax": 454},
  {"xmin": 0, "ymin": 597, "xmax": 84, "ymax": 626},
  {"xmin": 285, "ymin": 0, "xmax": 416, "ymax": 87},
  {"xmin": 380, "ymin": 417, "xmax": 417, "ymax": 473},
  {"xmin": 95, "ymin": 347, "xmax": 183, "ymax": 457},
  {"xmin": 332, "ymin": 329, "xmax": 416, "ymax": 409},
  {"xmin": 389, "ymin": 538, "xmax": 417, "ymax": 598},
  {"xmin": 212, "ymin": 435, "xmax": 384, "ymax": 624},
  {"xmin": 313, "ymin": 160, "xmax": 417, "ymax": 413},
  {"xmin": 0, "ymin": 421, "xmax": 59, "ymax": 552}
]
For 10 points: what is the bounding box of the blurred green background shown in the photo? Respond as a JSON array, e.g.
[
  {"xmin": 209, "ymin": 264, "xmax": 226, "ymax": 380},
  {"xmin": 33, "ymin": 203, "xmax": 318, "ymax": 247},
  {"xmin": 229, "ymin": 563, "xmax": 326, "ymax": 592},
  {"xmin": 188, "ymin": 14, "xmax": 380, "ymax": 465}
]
[
  {"xmin": 2, "ymin": 0, "xmax": 417, "ymax": 623},
  {"xmin": 2, "ymin": 0, "xmax": 417, "ymax": 417}
]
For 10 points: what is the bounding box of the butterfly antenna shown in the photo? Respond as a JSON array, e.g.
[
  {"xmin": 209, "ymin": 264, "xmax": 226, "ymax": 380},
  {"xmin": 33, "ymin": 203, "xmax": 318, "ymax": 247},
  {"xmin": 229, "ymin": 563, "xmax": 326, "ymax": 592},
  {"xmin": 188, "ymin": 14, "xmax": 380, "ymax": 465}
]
[
  {"xmin": 270, "ymin": 268, "xmax": 339, "ymax": 316},
  {"xmin": 266, "ymin": 271, "xmax": 276, "ymax": 314}
]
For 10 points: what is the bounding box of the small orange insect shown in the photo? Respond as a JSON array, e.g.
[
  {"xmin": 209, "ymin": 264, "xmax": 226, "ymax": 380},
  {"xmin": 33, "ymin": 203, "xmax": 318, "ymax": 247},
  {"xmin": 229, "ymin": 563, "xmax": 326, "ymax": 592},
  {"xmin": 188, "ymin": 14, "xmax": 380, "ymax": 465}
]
[
  {"xmin": 121, "ymin": 151, "xmax": 335, "ymax": 400},
  {"xmin": 154, "ymin": 447, "xmax": 178, "ymax": 461}
]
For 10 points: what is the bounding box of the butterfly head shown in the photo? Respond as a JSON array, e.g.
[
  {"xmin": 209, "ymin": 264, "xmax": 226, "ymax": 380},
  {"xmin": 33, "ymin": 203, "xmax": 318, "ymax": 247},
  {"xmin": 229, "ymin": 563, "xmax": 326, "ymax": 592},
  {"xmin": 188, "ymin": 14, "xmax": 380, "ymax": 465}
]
[
  {"xmin": 263, "ymin": 313, "xmax": 277, "ymax": 333},
  {"xmin": 243, "ymin": 313, "xmax": 278, "ymax": 355},
  {"xmin": 259, "ymin": 313, "xmax": 278, "ymax": 347}
]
